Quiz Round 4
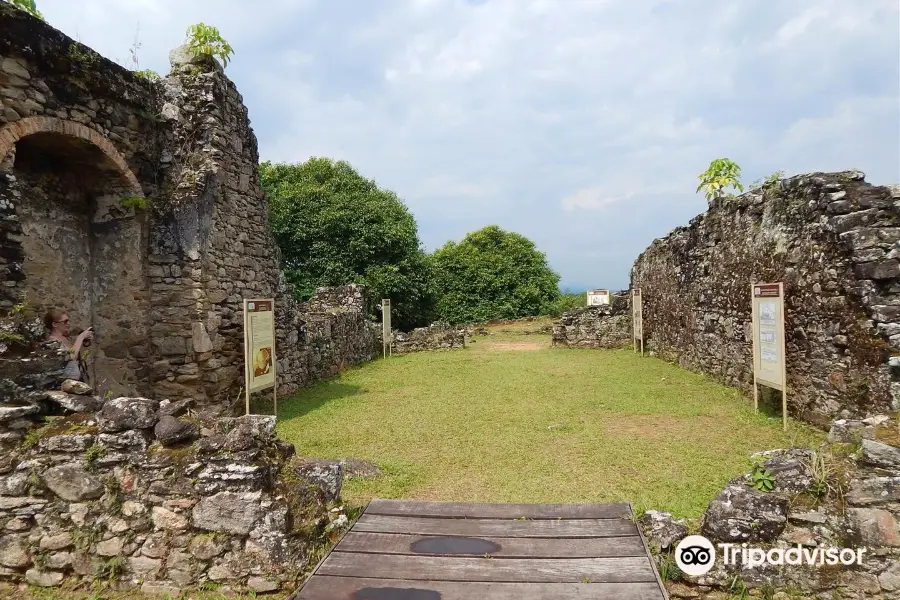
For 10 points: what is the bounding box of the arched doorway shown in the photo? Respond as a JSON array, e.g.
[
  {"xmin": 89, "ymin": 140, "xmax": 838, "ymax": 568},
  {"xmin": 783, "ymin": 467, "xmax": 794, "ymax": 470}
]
[{"xmin": 0, "ymin": 117, "xmax": 150, "ymax": 397}]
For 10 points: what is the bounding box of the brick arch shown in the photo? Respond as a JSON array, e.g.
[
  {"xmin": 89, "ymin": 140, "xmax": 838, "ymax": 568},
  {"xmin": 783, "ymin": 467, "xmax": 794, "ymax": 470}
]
[{"xmin": 0, "ymin": 116, "xmax": 143, "ymax": 195}]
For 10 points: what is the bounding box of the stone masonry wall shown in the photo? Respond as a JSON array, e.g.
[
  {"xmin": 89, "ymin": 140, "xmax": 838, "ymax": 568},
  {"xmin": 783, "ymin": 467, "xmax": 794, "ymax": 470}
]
[
  {"xmin": 392, "ymin": 321, "xmax": 466, "ymax": 355},
  {"xmin": 0, "ymin": 6, "xmax": 378, "ymax": 414},
  {"xmin": 632, "ymin": 172, "xmax": 900, "ymax": 426},
  {"xmin": 552, "ymin": 290, "xmax": 632, "ymax": 349}
]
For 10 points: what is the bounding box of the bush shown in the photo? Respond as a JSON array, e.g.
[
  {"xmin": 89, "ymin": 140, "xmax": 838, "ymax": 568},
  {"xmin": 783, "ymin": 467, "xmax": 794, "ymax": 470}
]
[{"xmin": 544, "ymin": 291, "xmax": 585, "ymax": 317}]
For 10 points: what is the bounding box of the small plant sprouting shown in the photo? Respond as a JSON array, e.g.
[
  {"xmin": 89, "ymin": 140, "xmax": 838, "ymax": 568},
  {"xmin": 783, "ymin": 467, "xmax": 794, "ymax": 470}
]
[
  {"xmin": 749, "ymin": 457, "xmax": 776, "ymax": 492},
  {"xmin": 95, "ymin": 555, "xmax": 125, "ymax": 581},
  {"xmin": 697, "ymin": 157, "xmax": 744, "ymax": 203},
  {"xmin": 120, "ymin": 195, "xmax": 149, "ymax": 210},
  {"xmin": 185, "ymin": 23, "xmax": 234, "ymax": 67},
  {"xmin": 656, "ymin": 551, "xmax": 684, "ymax": 582},
  {"xmin": 8, "ymin": 0, "xmax": 44, "ymax": 20},
  {"xmin": 133, "ymin": 69, "xmax": 161, "ymax": 82},
  {"xmin": 84, "ymin": 443, "xmax": 107, "ymax": 470}
]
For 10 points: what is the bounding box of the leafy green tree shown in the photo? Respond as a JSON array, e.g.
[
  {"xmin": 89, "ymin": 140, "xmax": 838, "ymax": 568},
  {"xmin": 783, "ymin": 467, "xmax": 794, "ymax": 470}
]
[
  {"xmin": 5, "ymin": 0, "xmax": 44, "ymax": 20},
  {"xmin": 185, "ymin": 23, "xmax": 234, "ymax": 67},
  {"xmin": 697, "ymin": 158, "xmax": 743, "ymax": 202},
  {"xmin": 260, "ymin": 158, "xmax": 435, "ymax": 331},
  {"xmin": 545, "ymin": 291, "xmax": 586, "ymax": 317},
  {"xmin": 431, "ymin": 226, "xmax": 561, "ymax": 324}
]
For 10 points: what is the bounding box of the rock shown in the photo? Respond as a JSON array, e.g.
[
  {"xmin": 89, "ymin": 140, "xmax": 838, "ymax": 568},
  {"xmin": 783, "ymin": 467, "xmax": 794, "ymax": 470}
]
[
  {"xmin": 341, "ymin": 457, "xmax": 382, "ymax": 479},
  {"xmin": 127, "ymin": 555, "xmax": 162, "ymax": 578},
  {"xmin": 638, "ymin": 509, "xmax": 688, "ymax": 550},
  {"xmin": 169, "ymin": 44, "xmax": 218, "ymax": 70},
  {"xmin": 61, "ymin": 379, "xmax": 93, "ymax": 395},
  {"xmin": 222, "ymin": 415, "xmax": 276, "ymax": 451},
  {"xmin": 188, "ymin": 534, "xmax": 226, "ymax": 560},
  {"xmin": 701, "ymin": 484, "xmax": 788, "ymax": 542},
  {"xmin": 98, "ymin": 429, "xmax": 149, "ymax": 450},
  {"xmin": 0, "ymin": 473, "xmax": 27, "ymax": 496},
  {"xmin": 151, "ymin": 506, "xmax": 188, "ymax": 531},
  {"xmin": 154, "ymin": 415, "xmax": 199, "ymax": 447},
  {"xmin": 861, "ymin": 439, "xmax": 900, "ymax": 470},
  {"xmin": 96, "ymin": 537, "xmax": 123, "ymax": 557},
  {"xmin": 827, "ymin": 419, "xmax": 874, "ymax": 443},
  {"xmin": 0, "ymin": 404, "xmax": 38, "ymax": 422},
  {"xmin": 787, "ymin": 510, "xmax": 827, "ymax": 525},
  {"xmin": 747, "ymin": 449, "xmax": 814, "ymax": 493},
  {"xmin": 45, "ymin": 391, "xmax": 102, "ymax": 413},
  {"xmin": 847, "ymin": 507, "xmax": 900, "ymax": 547},
  {"xmin": 0, "ymin": 536, "xmax": 30, "ymax": 568},
  {"xmin": 25, "ymin": 569, "xmax": 63, "ymax": 587},
  {"xmin": 41, "ymin": 464, "xmax": 104, "ymax": 502},
  {"xmin": 98, "ymin": 397, "xmax": 159, "ymax": 432},
  {"xmin": 192, "ymin": 491, "xmax": 264, "ymax": 535},
  {"xmin": 247, "ymin": 576, "xmax": 280, "ymax": 592},
  {"xmin": 666, "ymin": 582, "xmax": 701, "ymax": 598},
  {"xmin": 141, "ymin": 582, "xmax": 182, "ymax": 597},
  {"xmin": 121, "ymin": 501, "xmax": 147, "ymax": 517},
  {"xmin": 41, "ymin": 434, "xmax": 94, "ymax": 453},
  {"xmin": 291, "ymin": 458, "xmax": 343, "ymax": 502},
  {"xmin": 879, "ymin": 560, "xmax": 900, "ymax": 591},
  {"xmin": 157, "ymin": 398, "xmax": 193, "ymax": 418},
  {"xmin": 39, "ymin": 533, "xmax": 72, "ymax": 551},
  {"xmin": 846, "ymin": 477, "xmax": 900, "ymax": 506}
]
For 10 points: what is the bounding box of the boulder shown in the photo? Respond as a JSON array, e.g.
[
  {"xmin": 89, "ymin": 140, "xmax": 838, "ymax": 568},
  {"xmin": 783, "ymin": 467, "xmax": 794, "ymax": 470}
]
[
  {"xmin": 0, "ymin": 535, "xmax": 30, "ymax": 568},
  {"xmin": 192, "ymin": 491, "xmax": 264, "ymax": 535},
  {"xmin": 154, "ymin": 415, "xmax": 199, "ymax": 447},
  {"xmin": 41, "ymin": 464, "xmax": 104, "ymax": 502},
  {"xmin": 638, "ymin": 509, "xmax": 688, "ymax": 550},
  {"xmin": 861, "ymin": 439, "xmax": 900, "ymax": 470},
  {"xmin": 701, "ymin": 484, "xmax": 788, "ymax": 542},
  {"xmin": 290, "ymin": 458, "xmax": 343, "ymax": 502},
  {"xmin": 60, "ymin": 379, "xmax": 93, "ymax": 396},
  {"xmin": 847, "ymin": 508, "xmax": 900, "ymax": 547},
  {"xmin": 0, "ymin": 404, "xmax": 38, "ymax": 422},
  {"xmin": 746, "ymin": 448, "xmax": 814, "ymax": 493},
  {"xmin": 340, "ymin": 457, "xmax": 382, "ymax": 479},
  {"xmin": 846, "ymin": 477, "xmax": 900, "ymax": 506},
  {"xmin": 158, "ymin": 398, "xmax": 194, "ymax": 418},
  {"xmin": 45, "ymin": 391, "xmax": 102, "ymax": 413},
  {"xmin": 98, "ymin": 397, "xmax": 159, "ymax": 432},
  {"xmin": 827, "ymin": 419, "xmax": 874, "ymax": 443},
  {"xmin": 25, "ymin": 569, "xmax": 63, "ymax": 587}
]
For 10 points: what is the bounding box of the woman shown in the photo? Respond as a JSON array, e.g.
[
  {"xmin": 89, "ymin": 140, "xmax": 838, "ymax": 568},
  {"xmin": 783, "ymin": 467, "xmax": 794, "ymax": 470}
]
[{"xmin": 44, "ymin": 308, "xmax": 93, "ymax": 383}]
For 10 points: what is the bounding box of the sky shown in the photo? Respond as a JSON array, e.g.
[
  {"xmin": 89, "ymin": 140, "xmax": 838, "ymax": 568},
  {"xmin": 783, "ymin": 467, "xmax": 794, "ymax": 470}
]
[{"xmin": 34, "ymin": 0, "xmax": 900, "ymax": 291}]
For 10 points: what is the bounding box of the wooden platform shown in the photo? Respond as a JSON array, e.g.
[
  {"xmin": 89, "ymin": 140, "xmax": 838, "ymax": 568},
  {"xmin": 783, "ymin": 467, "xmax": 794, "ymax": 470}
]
[{"xmin": 290, "ymin": 499, "xmax": 668, "ymax": 600}]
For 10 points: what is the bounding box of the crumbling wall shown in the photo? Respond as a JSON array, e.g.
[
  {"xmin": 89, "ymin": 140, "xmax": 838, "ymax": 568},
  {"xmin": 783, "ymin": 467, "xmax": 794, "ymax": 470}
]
[
  {"xmin": 0, "ymin": 6, "xmax": 378, "ymax": 413},
  {"xmin": 552, "ymin": 291, "xmax": 632, "ymax": 349},
  {"xmin": 632, "ymin": 171, "xmax": 900, "ymax": 426},
  {"xmin": 392, "ymin": 321, "xmax": 466, "ymax": 355}
]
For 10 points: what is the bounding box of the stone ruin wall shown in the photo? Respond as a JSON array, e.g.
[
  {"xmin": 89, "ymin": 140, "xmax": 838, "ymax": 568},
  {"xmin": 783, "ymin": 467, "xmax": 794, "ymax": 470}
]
[
  {"xmin": 632, "ymin": 171, "xmax": 900, "ymax": 426},
  {"xmin": 551, "ymin": 290, "xmax": 632, "ymax": 349},
  {"xmin": 392, "ymin": 321, "xmax": 467, "ymax": 355},
  {"xmin": 0, "ymin": 5, "xmax": 377, "ymax": 415}
]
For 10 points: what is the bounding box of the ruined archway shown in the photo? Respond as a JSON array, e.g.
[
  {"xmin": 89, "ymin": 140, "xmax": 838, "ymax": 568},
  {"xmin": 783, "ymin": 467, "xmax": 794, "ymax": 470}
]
[{"xmin": 0, "ymin": 117, "xmax": 150, "ymax": 397}]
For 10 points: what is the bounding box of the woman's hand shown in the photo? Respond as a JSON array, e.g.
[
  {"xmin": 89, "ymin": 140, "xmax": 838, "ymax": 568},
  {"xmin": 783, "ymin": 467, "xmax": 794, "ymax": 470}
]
[{"xmin": 77, "ymin": 328, "xmax": 94, "ymax": 342}]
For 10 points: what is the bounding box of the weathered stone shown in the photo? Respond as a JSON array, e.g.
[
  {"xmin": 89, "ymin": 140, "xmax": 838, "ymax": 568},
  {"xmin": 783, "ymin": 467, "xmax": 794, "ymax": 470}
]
[
  {"xmin": 341, "ymin": 457, "xmax": 382, "ymax": 479},
  {"xmin": 140, "ymin": 582, "xmax": 182, "ymax": 597},
  {"xmin": 861, "ymin": 439, "xmax": 900, "ymax": 470},
  {"xmin": 846, "ymin": 476, "xmax": 900, "ymax": 506},
  {"xmin": 188, "ymin": 534, "xmax": 226, "ymax": 561},
  {"xmin": 25, "ymin": 569, "xmax": 63, "ymax": 587},
  {"xmin": 60, "ymin": 379, "xmax": 92, "ymax": 395},
  {"xmin": 0, "ymin": 404, "xmax": 38, "ymax": 421},
  {"xmin": 121, "ymin": 501, "xmax": 147, "ymax": 517},
  {"xmin": 0, "ymin": 536, "xmax": 29, "ymax": 568},
  {"xmin": 748, "ymin": 449, "xmax": 814, "ymax": 493},
  {"xmin": 42, "ymin": 464, "xmax": 103, "ymax": 502},
  {"xmin": 98, "ymin": 397, "xmax": 159, "ymax": 432},
  {"xmin": 880, "ymin": 560, "xmax": 900, "ymax": 591},
  {"xmin": 154, "ymin": 415, "xmax": 199, "ymax": 447},
  {"xmin": 0, "ymin": 473, "xmax": 27, "ymax": 496},
  {"xmin": 95, "ymin": 537, "xmax": 123, "ymax": 557},
  {"xmin": 827, "ymin": 419, "xmax": 874, "ymax": 443},
  {"xmin": 157, "ymin": 398, "xmax": 193, "ymax": 418},
  {"xmin": 39, "ymin": 533, "xmax": 72, "ymax": 551},
  {"xmin": 45, "ymin": 552, "xmax": 72, "ymax": 570},
  {"xmin": 128, "ymin": 555, "xmax": 162, "ymax": 578},
  {"xmin": 98, "ymin": 429, "xmax": 149, "ymax": 450},
  {"xmin": 701, "ymin": 484, "xmax": 788, "ymax": 542},
  {"xmin": 45, "ymin": 391, "xmax": 102, "ymax": 413},
  {"xmin": 192, "ymin": 491, "xmax": 264, "ymax": 535},
  {"xmin": 393, "ymin": 321, "xmax": 467, "ymax": 355},
  {"xmin": 247, "ymin": 576, "xmax": 280, "ymax": 593},
  {"xmin": 638, "ymin": 509, "xmax": 688, "ymax": 551},
  {"xmin": 41, "ymin": 433, "xmax": 94, "ymax": 453},
  {"xmin": 290, "ymin": 458, "xmax": 343, "ymax": 502},
  {"xmin": 847, "ymin": 507, "xmax": 900, "ymax": 547},
  {"xmin": 151, "ymin": 506, "xmax": 189, "ymax": 531}
]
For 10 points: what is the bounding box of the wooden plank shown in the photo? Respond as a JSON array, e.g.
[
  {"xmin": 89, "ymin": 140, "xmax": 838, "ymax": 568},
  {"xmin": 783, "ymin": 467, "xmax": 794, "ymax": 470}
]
[
  {"xmin": 317, "ymin": 554, "xmax": 656, "ymax": 583},
  {"xmin": 297, "ymin": 577, "xmax": 665, "ymax": 600},
  {"xmin": 354, "ymin": 514, "xmax": 638, "ymax": 538},
  {"xmin": 366, "ymin": 499, "xmax": 632, "ymax": 520},
  {"xmin": 334, "ymin": 532, "xmax": 647, "ymax": 558}
]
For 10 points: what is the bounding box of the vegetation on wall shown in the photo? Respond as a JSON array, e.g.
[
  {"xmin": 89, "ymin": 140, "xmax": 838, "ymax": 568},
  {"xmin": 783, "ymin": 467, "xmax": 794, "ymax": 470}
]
[
  {"xmin": 431, "ymin": 225, "xmax": 561, "ymax": 324},
  {"xmin": 697, "ymin": 158, "xmax": 743, "ymax": 202},
  {"xmin": 5, "ymin": 0, "xmax": 43, "ymax": 20},
  {"xmin": 185, "ymin": 23, "xmax": 234, "ymax": 67},
  {"xmin": 545, "ymin": 291, "xmax": 586, "ymax": 318},
  {"xmin": 261, "ymin": 158, "xmax": 436, "ymax": 331}
]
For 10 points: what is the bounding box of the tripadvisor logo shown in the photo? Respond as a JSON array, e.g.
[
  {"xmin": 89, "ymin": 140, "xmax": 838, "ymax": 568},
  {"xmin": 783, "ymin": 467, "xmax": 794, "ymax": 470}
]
[{"xmin": 674, "ymin": 536, "xmax": 867, "ymax": 576}]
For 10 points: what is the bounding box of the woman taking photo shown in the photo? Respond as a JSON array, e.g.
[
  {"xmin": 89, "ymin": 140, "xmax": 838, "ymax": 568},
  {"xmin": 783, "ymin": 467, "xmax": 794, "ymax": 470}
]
[{"xmin": 44, "ymin": 308, "xmax": 92, "ymax": 384}]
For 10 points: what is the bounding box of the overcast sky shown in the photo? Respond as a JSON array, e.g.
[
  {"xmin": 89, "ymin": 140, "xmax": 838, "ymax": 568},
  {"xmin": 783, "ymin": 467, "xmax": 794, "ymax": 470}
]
[{"xmin": 37, "ymin": 0, "xmax": 900, "ymax": 290}]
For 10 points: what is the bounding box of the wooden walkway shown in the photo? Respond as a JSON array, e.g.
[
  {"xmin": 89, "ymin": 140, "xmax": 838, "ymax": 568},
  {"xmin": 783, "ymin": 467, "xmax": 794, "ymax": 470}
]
[{"xmin": 290, "ymin": 499, "xmax": 668, "ymax": 600}]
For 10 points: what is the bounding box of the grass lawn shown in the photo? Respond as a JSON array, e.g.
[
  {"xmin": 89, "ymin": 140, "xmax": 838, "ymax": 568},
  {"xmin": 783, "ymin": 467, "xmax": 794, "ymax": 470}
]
[{"xmin": 278, "ymin": 319, "xmax": 824, "ymax": 518}]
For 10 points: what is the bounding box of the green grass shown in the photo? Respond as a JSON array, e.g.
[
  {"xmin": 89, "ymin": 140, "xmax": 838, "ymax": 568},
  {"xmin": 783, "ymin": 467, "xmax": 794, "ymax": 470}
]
[{"xmin": 277, "ymin": 320, "xmax": 824, "ymax": 518}]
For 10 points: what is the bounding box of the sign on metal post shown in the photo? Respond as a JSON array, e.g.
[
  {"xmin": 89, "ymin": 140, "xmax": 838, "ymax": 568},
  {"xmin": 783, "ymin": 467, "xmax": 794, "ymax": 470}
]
[
  {"xmin": 632, "ymin": 288, "xmax": 643, "ymax": 356},
  {"xmin": 382, "ymin": 299, "xmax": 392, "ymax": 358},
  {"xmin": 587, "ymin": 289, "xmax": 610, "ymax": 306},
  {"xmin": 243, "ymin": 299, "xmax": 277, "ymax": 417},
  {"xmin": 751, "ymin": 282, "xmax": 788, "ymax": 431}
]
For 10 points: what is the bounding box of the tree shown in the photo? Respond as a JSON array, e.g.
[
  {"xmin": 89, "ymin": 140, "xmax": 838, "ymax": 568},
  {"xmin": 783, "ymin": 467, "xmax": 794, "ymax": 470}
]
[
  {"xmin": 5, "ymin": 0, "xmax": 44, "ymax": 20},
  {"xmin": 697, "ymin": 158, "xmax": 743, "ymax": 203},
  {"xmin": 431, "ymin": 225, "xmax": 561, "ymax": 324},
  {"xmin": 260, "ymin": 158, "xmax": 435, "ymax": 331},
  {"xmin": 185, "ymin": 23, "xmax": 234, "ymax": 67}
]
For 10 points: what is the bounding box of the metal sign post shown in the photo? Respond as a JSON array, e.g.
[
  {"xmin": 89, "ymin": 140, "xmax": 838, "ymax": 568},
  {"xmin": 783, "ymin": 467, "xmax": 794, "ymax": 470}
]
[
  {"xmin": 382, "ymin": 299, "xmax": 392, "ymax": 358},
  {"xmin": 751, "ymin": 282, "xmax": 788, "ymax": 431},
  {"xmin": 632, "ymin": 288, "xmax": 643, "ymax": 356},
  {"xmin": 243, "ymin": 299, "xmax": 277, "ymax": 417}
]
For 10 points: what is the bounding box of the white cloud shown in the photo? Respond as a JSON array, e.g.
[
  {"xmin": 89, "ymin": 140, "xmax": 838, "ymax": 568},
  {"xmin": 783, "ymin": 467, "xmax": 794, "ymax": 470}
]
[{"xmin": 562, "ymin": 190, "xmax": 634, "ymax": 212}]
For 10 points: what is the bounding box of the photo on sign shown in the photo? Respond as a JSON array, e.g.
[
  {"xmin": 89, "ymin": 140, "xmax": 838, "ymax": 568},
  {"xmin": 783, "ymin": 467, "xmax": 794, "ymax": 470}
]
[
  {"xmin": 759, "ymin": 329, "xmax": 777, "ymax": 344},
  {"xmin": 761, "ymin": 347, "xmax": 778, "ymax": 363},
  {"xmin": 759, "ymin": 301, "xmax": 777, "ymax": 326},
  {"xmin": 253, "ymin": 346, "xmax": 273, "ymax": 377}
]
